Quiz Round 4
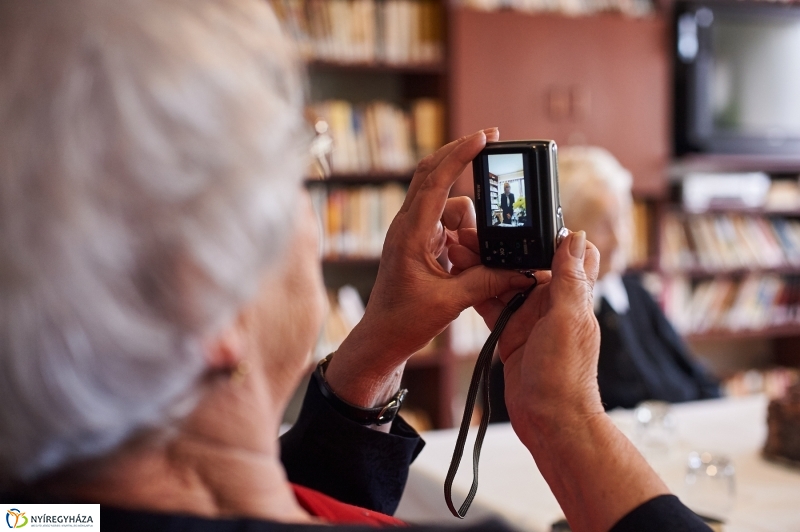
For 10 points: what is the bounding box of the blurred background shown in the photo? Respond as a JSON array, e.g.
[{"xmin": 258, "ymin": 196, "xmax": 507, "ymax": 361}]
[{"xmin": 272, "ymin": 0, "xmax": 800, "ymax": 431}]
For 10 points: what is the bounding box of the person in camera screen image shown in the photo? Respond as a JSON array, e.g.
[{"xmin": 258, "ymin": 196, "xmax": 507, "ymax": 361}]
[
  {"xmin": 488, "ymin": 153, "xmax": 528, "ymax": 227},
  {"xmin": 500, "ymin": 182, "xmax": 515, "ymax": 223}
]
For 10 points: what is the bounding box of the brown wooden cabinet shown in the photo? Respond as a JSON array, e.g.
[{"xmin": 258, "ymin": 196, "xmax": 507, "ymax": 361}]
[{"xmin": 448, "ymin": 9, "xmax": 670, "ymax": 197}]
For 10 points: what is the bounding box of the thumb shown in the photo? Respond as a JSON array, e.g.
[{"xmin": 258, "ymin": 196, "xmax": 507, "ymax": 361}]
[
  {"xmin": 454, "ymin": 266, "xmax": 534, "ymax": 307},
  {"xmin": 550, "ymin": 231, "xmax": 599, "ymax": 312}
]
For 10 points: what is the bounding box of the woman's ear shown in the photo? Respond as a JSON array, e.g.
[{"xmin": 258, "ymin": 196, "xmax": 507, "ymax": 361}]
[{"xmin": 204, "ymin": 318, "xmax": 247, "ymax": 372}]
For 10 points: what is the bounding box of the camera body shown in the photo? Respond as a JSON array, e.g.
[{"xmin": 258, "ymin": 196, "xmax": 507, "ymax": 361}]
[{"xmin": 473, "ymin": 140, "xmax": 565, "ymax": 270}]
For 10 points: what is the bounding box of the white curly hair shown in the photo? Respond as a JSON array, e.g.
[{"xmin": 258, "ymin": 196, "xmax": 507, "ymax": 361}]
[{"xmin": 0, "ymin": 0, "xmax": 307, "ymax": 483}]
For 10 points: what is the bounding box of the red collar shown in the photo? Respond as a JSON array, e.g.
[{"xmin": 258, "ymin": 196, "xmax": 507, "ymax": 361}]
[{"xmin": 291, "ymin": 484, "xmax": 406, "ymax": 527}]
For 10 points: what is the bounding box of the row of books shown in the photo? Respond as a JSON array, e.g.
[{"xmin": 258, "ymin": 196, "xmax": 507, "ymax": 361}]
[
  {"xmin": 659, "ymin": 213, "xmax": 800, "ymax": 272},
  {"xmin": 309, "ymin": 183, "xmax": 407, "ymax": 258},
  {"xmin": 459, "ymin": 0, "xmax": 653, "ymax": 17},
  {"xmin": 270, "ymin": 0, "xmax": 444, "ymax": 64},
  {"xmin": 311, "ymin": 99, "xmax": 445, "ymax": 175},
  {"xmin": 660, "ymin": 274, "xmax": 800, "ymax": 335}
]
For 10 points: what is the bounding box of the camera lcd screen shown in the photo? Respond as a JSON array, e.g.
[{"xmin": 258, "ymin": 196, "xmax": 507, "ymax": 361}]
[{"xmin": 484, "ymin": 153, "xmax": 531, "ymax": 228}]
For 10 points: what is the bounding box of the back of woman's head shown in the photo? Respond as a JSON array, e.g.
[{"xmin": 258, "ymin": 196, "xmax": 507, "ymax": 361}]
[
  {"xmin": 0, "ymin": 0, "xmax": 306, "ymax": 484},
  {"xmin": 556, "ymin": 146, "xmax": 633, "ymax": 219}
]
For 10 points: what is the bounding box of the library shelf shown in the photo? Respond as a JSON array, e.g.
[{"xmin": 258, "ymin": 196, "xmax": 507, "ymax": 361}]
[
  {"xmin": 659, "ymin": 266, "xmax": 800, "ymax": 279},
  {"xmin": 307, "ymin": 59, "xmax": 446, "ymax": 75},
  {"xmin": 686, "ymin": 324, "xmax": 800, "ymax": 342},
  {"xmin": 285, "ymin": 0, "xmax": 454, "ymax": 428},
  {"xmin": 670, "ymin": 153, "xmax": 800, "ymax": 175}
]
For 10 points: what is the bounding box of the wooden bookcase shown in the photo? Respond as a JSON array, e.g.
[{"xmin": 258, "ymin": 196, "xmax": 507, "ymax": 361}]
[
  {"xmin": 658, "ymin": 157, "xmax": 800, "ymax": 376},
  {"xmin": 272, "ymin": 0, "xmax": 459, "ymax": 429}
]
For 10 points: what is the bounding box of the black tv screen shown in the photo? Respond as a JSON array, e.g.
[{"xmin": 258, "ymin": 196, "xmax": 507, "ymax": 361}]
[{"xmin": 675, "ymin": 1, "xmax": 800, "ymax": 156}]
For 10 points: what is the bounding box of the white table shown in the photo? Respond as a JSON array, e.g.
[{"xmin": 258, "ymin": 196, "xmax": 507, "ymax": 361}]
[{"xmin": 396, "ymin": 395, "xmax": 800, "ymax": 532}]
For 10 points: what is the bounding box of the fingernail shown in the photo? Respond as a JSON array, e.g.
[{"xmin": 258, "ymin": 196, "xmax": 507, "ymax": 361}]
[
  {"xmin": 569, "ymin": 231, "xmax": 586, "ymax": 259},
  {"xmin": 510, "ymin": 274, "xmax": 535, "ymax": 288},
  {"xmin": 483, "ymin": 127, "xmax": 499, "ymax": 135}
]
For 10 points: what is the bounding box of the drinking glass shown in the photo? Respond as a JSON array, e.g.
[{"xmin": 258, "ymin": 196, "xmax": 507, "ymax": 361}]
[
  {"xmin": 633, "ymin": 401, "xmax": 677, "ymax": 456},
  {"xmin": 684, "ymin": 451, "xmax": 736, "ymax": 522}
]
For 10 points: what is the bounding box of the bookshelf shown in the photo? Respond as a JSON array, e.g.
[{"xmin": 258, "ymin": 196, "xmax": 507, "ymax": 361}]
[
  {"xmin": 652, "ymin": 175, "xmax": 800, "ymax": 378},
  {"xmin": 272, "ymin": 0, "xmax": 458, "ymax": 429}
]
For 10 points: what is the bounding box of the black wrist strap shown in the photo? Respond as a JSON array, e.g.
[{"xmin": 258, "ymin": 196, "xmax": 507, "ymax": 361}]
[{"xmin": 444, "ymin": 274, "xmax": 538, "ymax": 519}]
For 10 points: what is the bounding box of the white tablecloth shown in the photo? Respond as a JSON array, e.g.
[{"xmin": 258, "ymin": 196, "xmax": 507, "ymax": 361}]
[{"xmin": 396, "ymin": 395, "xmax": 800, "ymax": 532}]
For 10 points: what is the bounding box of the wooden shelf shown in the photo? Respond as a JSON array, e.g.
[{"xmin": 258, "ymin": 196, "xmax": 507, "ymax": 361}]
[
  {"xmin": 306, "ymin": 171, "xmax": 414, "ymax": 184},
  {"xmin": 686, "ymin": 324, "xmax": 800, "ymax": 342},
  {"xmin": 307, "ymin": 59, "xmax": 445, "ymax": 75},
  {"xmin": 322, "ymin": 257, "xmax": 381, "ymax": 267}
]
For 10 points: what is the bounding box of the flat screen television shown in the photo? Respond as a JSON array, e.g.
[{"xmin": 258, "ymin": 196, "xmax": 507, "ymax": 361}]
[{"xmin": 674, "ymin": 0, "xmax": 800, "ymax": 156}]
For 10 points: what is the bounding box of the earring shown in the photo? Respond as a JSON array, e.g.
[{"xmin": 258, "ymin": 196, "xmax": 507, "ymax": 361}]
[{"xmin": 230, "ymin": 360, "xmax": 251, "ymax": 384}]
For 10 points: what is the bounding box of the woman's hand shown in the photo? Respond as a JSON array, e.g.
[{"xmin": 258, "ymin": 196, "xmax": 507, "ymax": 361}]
[
  {"xmin": 452, "ymin": 231, "xmax": 672, "ymax": 532},
  {"xmin": 452, "ymin": 228, "xmax": 604, "ymax": 435},
  {"xmin": 325, "ymin": 129, "xmax": 534, "ymax": 410}
]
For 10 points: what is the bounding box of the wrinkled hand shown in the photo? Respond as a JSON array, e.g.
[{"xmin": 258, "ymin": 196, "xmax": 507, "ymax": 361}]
[
  {"xmin": 326, "ymin": 129, "xmax": 533, "ymax": 408},
  {"xmin": 450, "ymin": 229, "xmax": 604, "ymax": 443}
]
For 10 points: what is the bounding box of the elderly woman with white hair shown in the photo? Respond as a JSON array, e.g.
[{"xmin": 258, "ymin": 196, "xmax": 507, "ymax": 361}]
[
  {"xmin": 491, "ymin": 147, "xmax": 720, "ymax": 420},
  {"xmin": 1, "ymin": 1, "xmax": 711, "ymax": 531}
]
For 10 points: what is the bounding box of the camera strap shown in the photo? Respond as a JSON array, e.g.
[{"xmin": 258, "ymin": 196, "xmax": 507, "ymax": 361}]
[{"xmin": 444, "ymin": 273, "xmax": 538, "ymax": 519}]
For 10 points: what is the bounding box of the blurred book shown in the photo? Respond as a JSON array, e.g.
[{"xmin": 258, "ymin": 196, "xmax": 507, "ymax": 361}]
[
  {"xmin": 627, "ymin": 199, "xmax": 650, "ymax": 268},
  {"xmin": 314, "ymin": 285, "xmax": 365, "ymax": 360},
  {"xmin": 309, "ymin": 182, "xmax": 407, "ymax": 258},
  {"xmin": 270, "ymin": 0, "xmax": 443, "ymax": 64},
  {"xmin": 765, "ymin": 179, "xmax": 800, "ymax": 212}
]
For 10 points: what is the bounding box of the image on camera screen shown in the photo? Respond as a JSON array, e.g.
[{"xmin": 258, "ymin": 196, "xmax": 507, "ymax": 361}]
[{"xmin": 486, "ymin": 153, "xmax": 531, "ymax": 228}]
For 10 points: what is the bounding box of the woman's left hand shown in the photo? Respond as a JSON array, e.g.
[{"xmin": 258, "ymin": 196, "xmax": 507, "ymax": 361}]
[{"xmin": 325, "ymin": 128, "xmax": 534, "ymax": 409}]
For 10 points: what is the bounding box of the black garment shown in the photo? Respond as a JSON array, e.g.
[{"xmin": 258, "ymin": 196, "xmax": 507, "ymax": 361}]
[
  {"xmin": 97, "ymin": 495, "xmax": 710, "ymax": 531},
  {"xmin": 490, "ymin": 275, "xmax": 721, "ymax": 422},
  {"xmin": 596, "ymin": 276, "xmax": 720, "ymax": 410},
  {"xmin": 500, "ymin": 192, "xmax": 515, "ymax": 223},
  {"xmin": 280, "ymin": 370, "xmax": 425, "ymax": 515}
]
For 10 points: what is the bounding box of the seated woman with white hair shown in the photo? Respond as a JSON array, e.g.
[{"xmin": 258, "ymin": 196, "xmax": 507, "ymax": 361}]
[
  {"xmin": 0, "ymin": 1, "xmax": 711, "ymax": 531},
  {"xmin": 491, "ymin": 147, "xmax": 720, "ymax": 420}
]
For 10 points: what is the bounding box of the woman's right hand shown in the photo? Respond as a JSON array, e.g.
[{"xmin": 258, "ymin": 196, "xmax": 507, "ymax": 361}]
[
  {"xmin": 453, "ymin": 230, "xmax": 604, "ymax": 442},
  {"xmin": 451, "ymin": 231, "xmax": 672, "ymax": 532}
]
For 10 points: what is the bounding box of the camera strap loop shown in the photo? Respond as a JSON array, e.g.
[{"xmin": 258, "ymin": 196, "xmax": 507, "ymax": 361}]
[{"xmin": 444, "ymin": 274, "xmax": 538, "ymax": 519}]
